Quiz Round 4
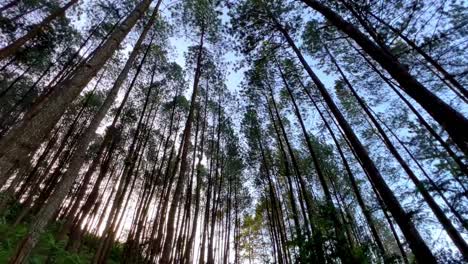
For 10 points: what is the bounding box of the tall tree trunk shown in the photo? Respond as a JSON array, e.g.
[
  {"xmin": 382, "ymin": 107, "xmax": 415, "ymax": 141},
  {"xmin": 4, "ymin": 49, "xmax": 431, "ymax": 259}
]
[
  {"xmin": 67, "ymin": 132, "xmax": 120, "ymax": 252},
  {"xmin": 5, "ymin": 3, "xmax": 154, "ymax": 263},
  {"xmin": 274, "ymin": 21, "xmax": 437, "ymax": 263},
  {"xmin": 367, "ymin": 11, "xmax": 468, "ymax": 99},
  {"xmin": 0, "ymin": 64, "xmax": 32, "ymax": 98},
  {"xmin": 299, "ymin": 77, "xmax": 388, "ymax": 259},
  {"xmin": 0, "ymin": 0, "xmax": 78, "ymax": 60},
  {"xmin": 55, "ymin": 1, "xmax": 162, "ymax": 243},
  {"xmin": 340, "ymin": 0, "xmax": 468, "ymax": 103},
  {"xmin": 146, "ymin": 90, "xmax": 182, "ymax": 262},
  {"xmin": 160, "ymin": 25, "xmax": 205, "ymax": 264},
  {"xmin": 266, "ymin": 102, "xmax": 304, "ymax": 237},
  {"xmin": 326, "ymin": 45, "xmax": 468, "ymax": 258},
  {"xmin": 349, "ymin": 43, "xmax": 468, "ymax": 177},
  {"xmin": 0, "ymin": 0, "xmax": 20, "ymax": 13},
  {"xmin": 94, "ymin": 64, "xmax": 157, "ymax": 264},
  {"xmin": 299, "ymin": 0, "xmax": 468, "ymax": 154},
  {"xmin": 275, "ymin": 61, "xmax": 357, "ymax": 262},
  {"xmin": 0, "ymin": 0, "xmax": 153, "ymax": 187},
  {"xmin": 256, "ymin": 126, "xmax": 292, "ymax": 263},
  {"xmin": 199, "ymin": 110, "xmax": 217, "ymax": 264},
  {"xmin": 184, "ymin": 87, "xmax": 209, "ymax": 264},
  {"xmin": 0, "ymin": 124, "xmax": 61, "ymax": 213},
  {"xmin": 208, "ymin": 88, "xmax": 224, "ymax": 264},
  {"xmin": 368, "ymin": 106, "xmax": 468, "ymax": 231},
  {"xmin": 326, "ymin": 106, "xmax": 411, "ymax": 264}
]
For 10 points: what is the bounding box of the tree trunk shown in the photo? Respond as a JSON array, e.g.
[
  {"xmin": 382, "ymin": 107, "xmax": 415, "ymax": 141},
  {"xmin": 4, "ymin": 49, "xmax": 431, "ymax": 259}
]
[
  {"xmin": 6, "ymin": 2, "xmax": 153, "ymax": 263},
  {"xmin": 0, "ymin": 0, "xmax": 78, "ymax": 60},
  {"xmin": 326, "ymin": 45, "xmax": 468, "ymax": 258},
  {"xmin": 0, "ymin": 0, "xmax": 20, "ymax": 13},
  {"xmin": 275, "ymin": 60, "xmax": 357, "ymax": 262},
  {"xmin": 184, "ymin": 86, "xmax": 209, "ymax": 263},
  {"xmin": 300, "ymin": 78, "xmax": 388, "ymax": 259},
  {"xmin": 327, "ymin": 106, "xmax": 411, "ymax": 264},
  {"xmin": 0, "ymin": 0, "xmax": 152, "ymax": 187},
  {"xmin": 275, "ymin": 21, "xmax": 437, "ymax": 263},
  {"xmin": 299, "ymin": 0, "xmax": 468, "ymax": 154},
  {"xmin": 349, "ymin": 43, "xmax": 468, "ymax": 177},
  {"xmin": 367, "ymin": 11, "xmax": 468, "ymax": 100},
  {"xmin": 160, "ymin": 25, "xmax": 205, "ymax": 264},
  {"xmin": 57, "ymin": 1, "xmax": 162, "ymax": 242}
]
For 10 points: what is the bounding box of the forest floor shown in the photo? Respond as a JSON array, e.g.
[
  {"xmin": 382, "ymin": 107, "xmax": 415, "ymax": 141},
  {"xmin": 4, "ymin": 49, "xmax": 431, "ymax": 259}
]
[{"xmin": 0, "ymin": 203, "xmax": 123, "ymax": 264}]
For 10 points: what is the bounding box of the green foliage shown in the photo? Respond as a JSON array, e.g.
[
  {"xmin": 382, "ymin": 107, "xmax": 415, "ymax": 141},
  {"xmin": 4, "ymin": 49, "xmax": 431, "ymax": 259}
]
[
  {"xmin": 0, "ymin": 223, "xmax": 27, "ymax": 263},
  {"xmin": 238, "ymin": 202, "xmax": 271, "ymax": 263},
  {"xmin": 162, "ymin": 95, "xmax": 190, "ymax": 113},
  {"xmin": 0, "ymin": 209, "xmax": 123, "ymax": 264},
  {"xmin": 176, "ymin": 0, "xmax": 223, "ymax": 42},
  {"xmin": 302, "ymin": 20, "xmax": 323, "ymax": 54}
]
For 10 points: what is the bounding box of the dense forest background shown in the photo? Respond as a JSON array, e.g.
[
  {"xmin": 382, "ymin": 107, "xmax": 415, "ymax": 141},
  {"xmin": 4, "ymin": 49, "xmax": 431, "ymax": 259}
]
[{"xmin": 0, "ymin": 0, "xmax": 467, "ymax": 263}]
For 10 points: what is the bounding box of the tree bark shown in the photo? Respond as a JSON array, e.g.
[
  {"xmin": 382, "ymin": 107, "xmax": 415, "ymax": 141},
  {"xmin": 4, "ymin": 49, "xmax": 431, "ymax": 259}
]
[
  {"xmin": 6, "ymin": 2, "xmax": 153, "ymax": 263},
  {"xmin": 160, "ymin": 25, "xmax": 205, "ymax": 264},
  {"xmin": 299, "ymin": 77, "xmax": 388, "ymax": 259},
  {"xmin": 299, "ymin": 0, "xmax": 468, "ymax": 154},
  {"xmin": 0, "ymin": 0, "xmax": 79, "ymax": 60},
  {"xmin": 326, "ymin": 45, "xmax": 468, "ymax": 258},
  {"xmin": 275, "ymin": 21, "xmax": 437, "ymax": 263},
  {"xmin": 0, "ymin": 0, "xmax": 20, "ymax": 13},
  {"xmin": 367, "ymin": 11, "xmax": 468, "ymax": 100},
  {"xmin": 349, "ymin": 43, "xmax": 468, "ymax": 177},
  {"xmin": 0, "ymin": 0, "xmax": 152, "ymax": 187}
]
